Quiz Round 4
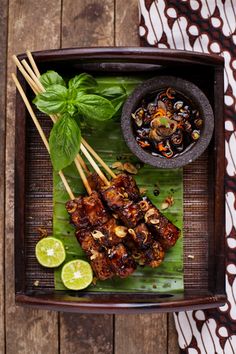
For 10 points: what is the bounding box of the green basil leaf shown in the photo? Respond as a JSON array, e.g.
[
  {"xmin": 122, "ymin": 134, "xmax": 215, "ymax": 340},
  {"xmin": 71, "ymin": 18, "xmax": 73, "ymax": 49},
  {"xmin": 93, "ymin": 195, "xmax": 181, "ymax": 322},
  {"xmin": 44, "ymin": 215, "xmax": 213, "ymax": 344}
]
[
  {"xmin": 111, "ymin": 93, "xmax": 127, "ymax": 113},
  {"xmin": 96, "ymin": 85, "xmax": 126, "ymax": 98},
  {"xmin": 40, "ymin": 71, "xmax": 66, "ymax": 88},
  {"xmin": 33, "ymin": 84, "xmax": 68, "ymax": 114},
  {"xmin": 75, "ymin": 94, "xmax": 115, "ymax": 121},
  {"xmin": 68, "ymin": 73, "xmax": 97, "ymax": 91},
  {"xmin": 49, "ymin": 113, "xmax": 81, "ymax": 171}
]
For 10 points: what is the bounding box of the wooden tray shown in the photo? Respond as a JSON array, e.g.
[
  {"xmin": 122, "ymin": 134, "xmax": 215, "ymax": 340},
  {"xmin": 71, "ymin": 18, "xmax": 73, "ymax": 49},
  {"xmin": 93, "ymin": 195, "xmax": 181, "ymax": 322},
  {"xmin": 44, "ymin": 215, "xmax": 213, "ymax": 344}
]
[{"xmin": 15, "ymin": 47, "xmax": 226, "ymax": 313}]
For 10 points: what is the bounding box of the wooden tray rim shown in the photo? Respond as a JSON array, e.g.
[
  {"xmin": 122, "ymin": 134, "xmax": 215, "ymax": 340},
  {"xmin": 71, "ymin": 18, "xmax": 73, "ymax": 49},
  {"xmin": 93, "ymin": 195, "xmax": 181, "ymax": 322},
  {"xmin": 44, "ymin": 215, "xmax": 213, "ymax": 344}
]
[{"xmin": 14, "ymin": 47, "xmax": 226, "ymax": 313}]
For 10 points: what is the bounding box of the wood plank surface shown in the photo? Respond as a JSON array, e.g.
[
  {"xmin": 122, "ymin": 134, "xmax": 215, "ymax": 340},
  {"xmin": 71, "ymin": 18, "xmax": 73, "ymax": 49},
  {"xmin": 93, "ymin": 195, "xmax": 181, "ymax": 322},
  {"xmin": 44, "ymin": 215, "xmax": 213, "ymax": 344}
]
[
  {"xmin": 5, "ymin": 1, "xmax": 60, "ymax": 353},
  {"xmin": 115, "ymin": 314, "xmax": 167, "ymax": 354},
  {"xmin": 60, "ymin": 1, "xmax": 115, "ymax": 353},
  {"xmin": 60, "ymin": 314, "xmax": 113, "ymax": 354},
  {"xmin": 0, "ymin": 0, "xmax": 8, "ymax": 352},
  {"xmin": 168, "ymin": 314, "xmax": 180, "ymax": 354},
  {"xmin": 115, "ymin": 0, "xmax": 140, "ymax": 46},
  {"xmin": 62, "ymin": 0, "xmax": 114, "ymax": 47}
]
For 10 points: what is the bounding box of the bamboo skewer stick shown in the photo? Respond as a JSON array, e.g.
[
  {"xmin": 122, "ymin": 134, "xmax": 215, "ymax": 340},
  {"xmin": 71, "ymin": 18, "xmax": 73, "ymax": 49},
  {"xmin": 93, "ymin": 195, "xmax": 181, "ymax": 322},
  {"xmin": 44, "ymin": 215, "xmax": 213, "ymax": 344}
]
[
  {"xmin": 58, "ymin": 171, "xmax": 75, "ymax": 199},
  {"xmin": 15, "ymin": 67, "xmax": 38, "ymax": 96},
  {"xmin": 21, "ymin": 59, "xmax": 45, "ymax": 92},
  {"xmin": 50, "ymin": 114, "xmax": 57, "ymax": 124},
  {"xmin": 76, "ymin": 154, "xmax": 90, "ymax": 175},
  {"xmin": 74, "ymin": 158, "xmax": 92, "ymax": 195},
  {"xmin": 80, "ymin": 144, "xmax": 110, "ymax": 186},
  {"xmin": 26, "ymin": 49, "xmax": 41, "ymax": 78},
  {"xmin": 12, "ymin": 73, "xmax": 75, "ymax": 200},
  {"xmin": 12, "ymin": 55, "xmax": 40, "ymax": 94},
  {"xmin": 81, "ymin": 138, "xmax": 116, "ymax": 179}
]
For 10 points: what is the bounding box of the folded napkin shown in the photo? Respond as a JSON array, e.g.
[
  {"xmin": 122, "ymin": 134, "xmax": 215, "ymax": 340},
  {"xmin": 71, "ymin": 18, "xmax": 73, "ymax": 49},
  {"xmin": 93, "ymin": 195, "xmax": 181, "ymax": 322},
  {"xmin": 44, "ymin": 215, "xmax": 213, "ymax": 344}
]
[{"xmin": 139, "ymin": 1, "xmax": 236, "ymax": 353}]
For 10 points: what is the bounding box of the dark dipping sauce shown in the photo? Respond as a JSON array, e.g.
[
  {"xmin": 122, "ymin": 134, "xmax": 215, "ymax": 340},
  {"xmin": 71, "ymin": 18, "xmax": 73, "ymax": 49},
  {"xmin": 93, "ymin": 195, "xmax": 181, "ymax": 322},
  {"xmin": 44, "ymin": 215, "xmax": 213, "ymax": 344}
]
[{"xmin": 132, "ymin": 87, "xmax": 203, "ymax": 159}]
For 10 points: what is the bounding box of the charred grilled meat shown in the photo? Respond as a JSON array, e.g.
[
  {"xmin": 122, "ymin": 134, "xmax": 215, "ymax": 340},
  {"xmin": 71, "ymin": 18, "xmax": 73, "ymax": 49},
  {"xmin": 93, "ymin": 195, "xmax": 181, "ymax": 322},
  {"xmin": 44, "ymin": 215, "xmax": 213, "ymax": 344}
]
[
  {"xmin": 76, "ymin": 229, "xmax": 114, "ymax": 280},
  {"xmin": 66, "ymin": 172, "xmax": 180, "ymax": 280},
  {"xmin": 100, "ymin": 173, "xmax": 180, "ymax": 250},
  {"xmin": 66, "ymin": 197, "xmax": 89, "ymax": 230},
  {"xmin": 101, "ymin": 185, "xmax": 143, "ymax": 228},
  {"xmin": 91, "ymin": 219, "xmax": 124, "ymax": 248},
  {"xmin": 126, "ymin": 223, "xmax": 165, "ymax": 268},
  {"xmin": 139, "ymin": 241, "xmax": 165, "ymax": 268},
  {"xmin": 66, "ymin": 195, "xmax": 114, "ymax": 280},
  {"xmin": 66, "ymin": 191, "xmax": 136, "ymax": 280},
  {"xmin": 87, "ymin": 173, "xmax": 105, "ymax": 191},
  {"xmin": 111, "ymin": 173, "xmax": 140, "ymax": 201},
  {"xmin": 83, "ymin": 191, "xmax": 110, "ymax": 226},
  {"xmin": 95, "ymin": 172, "xmax": 180, "ymax": 251},
  {"xmin": 88, "ymin": 172, "xmax": 140, "ymax": 201},
  {"xmin": 140, "ymin": 198, "xmax": 180, "ymax": 250},
  {"xmin": 90, "ymin": 172, "xmax": 143, "ymax": 228},
  {"xmin": 128, "ymin": 223, "xmax": 153, "ymax": 250},
  {"xmin": 108, "ymin": 243, "xmax": 136, "ymax": 278}
]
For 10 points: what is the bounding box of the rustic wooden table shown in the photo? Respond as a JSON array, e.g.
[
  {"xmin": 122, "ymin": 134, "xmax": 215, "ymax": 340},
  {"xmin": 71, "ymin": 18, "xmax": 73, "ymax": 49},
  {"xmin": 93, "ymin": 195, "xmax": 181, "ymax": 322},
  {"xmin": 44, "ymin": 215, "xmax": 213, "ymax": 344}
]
[{"xmin": 0, "ymin": 1, "xmax": 179, "ymax": 353}]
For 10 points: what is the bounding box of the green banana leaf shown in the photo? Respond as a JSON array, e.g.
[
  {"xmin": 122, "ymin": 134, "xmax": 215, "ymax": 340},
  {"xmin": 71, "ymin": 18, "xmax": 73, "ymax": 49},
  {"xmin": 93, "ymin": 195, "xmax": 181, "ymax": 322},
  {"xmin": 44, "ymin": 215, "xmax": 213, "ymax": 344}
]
[{"xmin": 53, "ymin": 76, "xmax": 183, "ymax": 293}]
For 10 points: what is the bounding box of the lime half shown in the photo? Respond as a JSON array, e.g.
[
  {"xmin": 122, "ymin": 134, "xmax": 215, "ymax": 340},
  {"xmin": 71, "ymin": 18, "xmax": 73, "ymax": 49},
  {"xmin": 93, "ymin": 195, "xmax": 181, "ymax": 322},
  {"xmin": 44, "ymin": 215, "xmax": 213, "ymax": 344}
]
[
  {"xmin": 61, "ymin": 260, "xmax": 93, "ymax": 290},
  {"xmin": 35, "ymin": 237, "xmax": 66, "ymax": 268}
]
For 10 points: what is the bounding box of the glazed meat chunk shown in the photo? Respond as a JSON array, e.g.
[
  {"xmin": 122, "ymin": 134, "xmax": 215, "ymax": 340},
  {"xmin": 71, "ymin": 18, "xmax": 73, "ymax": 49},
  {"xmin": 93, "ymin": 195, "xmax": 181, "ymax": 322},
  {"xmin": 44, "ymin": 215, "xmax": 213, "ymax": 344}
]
[{"xmin": 139, "ymin": 198, "xmax": 180, "ymax": 250}]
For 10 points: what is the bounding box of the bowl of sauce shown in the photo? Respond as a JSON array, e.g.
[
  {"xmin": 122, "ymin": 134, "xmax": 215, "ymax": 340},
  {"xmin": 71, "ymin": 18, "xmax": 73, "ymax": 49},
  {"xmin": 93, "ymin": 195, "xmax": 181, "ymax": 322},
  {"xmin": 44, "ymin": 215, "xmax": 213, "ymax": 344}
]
[{"xmin": 121, "ymin": 76, "xmax": 214, "ymax": 168}]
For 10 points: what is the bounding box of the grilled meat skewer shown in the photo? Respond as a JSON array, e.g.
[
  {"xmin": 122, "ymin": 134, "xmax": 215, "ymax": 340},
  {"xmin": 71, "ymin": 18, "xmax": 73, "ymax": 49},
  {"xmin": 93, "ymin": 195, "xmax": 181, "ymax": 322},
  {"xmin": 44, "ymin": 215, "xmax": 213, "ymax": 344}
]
[
  {"xmin": 91, "ymin": 172, "xmax": 180, "ymax": 251},
  {"xmin": 101, "ymin": 184, "xmax": 143, "ymax": 228},
  {"xmin": 89, "ymin": 173, "xmax": 143, "ymax": 228},
  {"xmin": 128, "ymin": 223, "xmax": 153, "ymax": 250},
  {"xmin": 88, "ymin": 173, "xmax": 140, "ymax": 201},
  {"xmin": 66, "ymin": 191, "xmax": 136, "ymax": 280},
  {"xmin": 66, "ymin": 195, "xmax": 114, "ymax": 280},
  {"xmin": 88, "ymin": 173, "xmax": 166, "ymax": 267},
  {"xmin": 67, "ymin": 171, "xmax": 179, "ymax": 278},
  {"xmin": 126, "ymin": 223, "xmax": 165, "ymax": 267},
  {"xmin": 76, "ymin": 229, "xmax": 115, "ymax": 280},
  {"xmin": 110, "ymin": 173, "xmax": 141, "ymax": 201},
  {"xmin": 139, "ymin": 198, "xmax": 180, "ymax": 250}
]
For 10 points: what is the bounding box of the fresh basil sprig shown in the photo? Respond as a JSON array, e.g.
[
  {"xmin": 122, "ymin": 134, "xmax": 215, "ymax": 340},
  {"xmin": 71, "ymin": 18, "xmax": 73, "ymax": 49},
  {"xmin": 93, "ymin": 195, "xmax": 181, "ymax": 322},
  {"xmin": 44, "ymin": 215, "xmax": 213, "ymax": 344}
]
[
  {"xmin": 33, "ymin": 70, "xmax": 127, "ymax": 171},
  {"xmin": 49, "ymin": 113, "xmax": 81, "ymax": 171},
  {"xmin": 34, "ymin": 73, "xmax": 116, "ymax": 121}
]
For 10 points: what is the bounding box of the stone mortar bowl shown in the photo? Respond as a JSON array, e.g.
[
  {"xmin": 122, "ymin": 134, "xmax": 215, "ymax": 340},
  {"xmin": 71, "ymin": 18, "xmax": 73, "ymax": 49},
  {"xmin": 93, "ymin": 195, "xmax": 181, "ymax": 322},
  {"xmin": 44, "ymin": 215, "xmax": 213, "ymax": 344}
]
[{"xmin": 121, "ymin": 76, "xmax": 214, "ymax": 169}]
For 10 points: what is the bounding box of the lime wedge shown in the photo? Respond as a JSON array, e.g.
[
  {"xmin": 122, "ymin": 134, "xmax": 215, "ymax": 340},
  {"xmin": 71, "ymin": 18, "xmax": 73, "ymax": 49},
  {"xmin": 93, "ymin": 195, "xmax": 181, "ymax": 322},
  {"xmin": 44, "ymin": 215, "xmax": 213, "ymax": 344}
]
[
  {"xmin": 61, "ymin": 260, "xmax": 93, "ymax": 290},
  {"xmin": 35, "ymin": 237, "xmax": 66, "ymax": 268}
]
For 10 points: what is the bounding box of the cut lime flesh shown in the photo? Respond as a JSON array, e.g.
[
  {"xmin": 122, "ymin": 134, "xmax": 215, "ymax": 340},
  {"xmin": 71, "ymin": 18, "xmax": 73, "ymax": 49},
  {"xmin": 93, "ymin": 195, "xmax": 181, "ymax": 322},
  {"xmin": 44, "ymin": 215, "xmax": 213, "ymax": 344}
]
[
  {"xmin": 61, "ymin": 259, "xmax": 93, "ymax": 290},
  {"xmin": 35, "ymin": 237, "xmax": 66, "ymax": 268}
]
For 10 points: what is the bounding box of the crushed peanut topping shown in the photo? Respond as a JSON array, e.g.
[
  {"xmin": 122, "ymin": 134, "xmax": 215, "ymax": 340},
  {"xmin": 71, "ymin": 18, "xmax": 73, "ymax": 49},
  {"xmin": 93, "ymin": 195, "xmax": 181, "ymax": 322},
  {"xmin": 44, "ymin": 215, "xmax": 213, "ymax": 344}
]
[
  {"xmin": 115, "ymin": 226, "xmax": 128, "ymax": 238},
  {"xmin": 91, "ymin": 230, "xmax": 104, "ymax": 240}
]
